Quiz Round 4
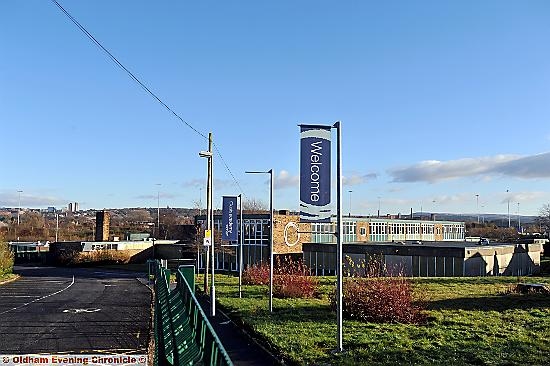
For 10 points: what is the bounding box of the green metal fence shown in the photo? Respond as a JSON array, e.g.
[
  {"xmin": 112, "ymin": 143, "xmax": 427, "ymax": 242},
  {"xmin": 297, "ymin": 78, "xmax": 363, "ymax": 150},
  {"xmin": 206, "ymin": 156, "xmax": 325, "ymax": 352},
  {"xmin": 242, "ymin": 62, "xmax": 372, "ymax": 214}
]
[{"xmin": 148, "ymin": 260, "xmax": 233, "ymax": 366}]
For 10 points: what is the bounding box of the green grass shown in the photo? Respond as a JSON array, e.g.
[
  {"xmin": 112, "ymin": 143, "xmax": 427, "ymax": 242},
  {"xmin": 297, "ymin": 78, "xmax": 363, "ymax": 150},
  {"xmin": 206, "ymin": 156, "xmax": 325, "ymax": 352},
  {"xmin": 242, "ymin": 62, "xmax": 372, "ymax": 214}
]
[{"xmin": 196, "ymin": 274, "xmax": 550, "ymax": 365}]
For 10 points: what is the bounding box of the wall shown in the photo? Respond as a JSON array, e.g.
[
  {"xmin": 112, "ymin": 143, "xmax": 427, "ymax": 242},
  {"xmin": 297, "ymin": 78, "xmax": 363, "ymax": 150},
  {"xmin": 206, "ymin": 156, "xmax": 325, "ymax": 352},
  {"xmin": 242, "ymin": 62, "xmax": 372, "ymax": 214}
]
[{"xmin": 272, "ymin": 214, "xmax": 311, "ymax": 255}]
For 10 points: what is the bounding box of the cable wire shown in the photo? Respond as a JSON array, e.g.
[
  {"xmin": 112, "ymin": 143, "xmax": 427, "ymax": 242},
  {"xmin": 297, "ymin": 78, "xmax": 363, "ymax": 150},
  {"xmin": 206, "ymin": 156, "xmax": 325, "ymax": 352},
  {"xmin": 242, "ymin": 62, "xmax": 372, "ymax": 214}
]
[{"xmin": 51, "ymin": 0, "xmax": 246, "ymax": 194}]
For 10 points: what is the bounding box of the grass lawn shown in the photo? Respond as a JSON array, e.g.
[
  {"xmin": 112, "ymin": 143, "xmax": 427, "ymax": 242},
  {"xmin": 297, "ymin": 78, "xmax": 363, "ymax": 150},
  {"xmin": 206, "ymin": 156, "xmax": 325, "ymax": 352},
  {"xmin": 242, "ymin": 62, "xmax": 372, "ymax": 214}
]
[{"xmin": 197, "ymin": 274, "xmax": 550, "ymax": 365}]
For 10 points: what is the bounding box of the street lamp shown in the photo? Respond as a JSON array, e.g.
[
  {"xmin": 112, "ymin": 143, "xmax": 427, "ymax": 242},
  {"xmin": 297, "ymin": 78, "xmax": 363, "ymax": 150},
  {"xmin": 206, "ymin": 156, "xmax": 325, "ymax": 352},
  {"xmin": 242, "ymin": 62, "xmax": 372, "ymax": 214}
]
[
  {"xmin": 506, "ymin": 189, "xmax": 511, "ymax": 228},
  {"xmin": 16, "ymin": 190, "xmax": 22, "ymax": 241},
  {"xmin": 156, "ymin": 183, "xmax": 161, "ymax": 238},
  {"xmin": 476, "ymin": 194, "xmax": 479, "ymax": 224},
  {"xmin": 517, "ymin": 202, "xmax": 521, "ymax": 232},
  {"xmin": 199, "ymin": 133, "xmax": 215, "ymax": 316},
  {"xmin": 348, "ymin": 190, "xmax": 352, "ymax": 217},
  {"xmin": 17, "ymin": 190, "xmax": 22, "ymax": 225},
  {"xmin": 245, "ymin": 169, "xmax": 274, "ymax": 313}
]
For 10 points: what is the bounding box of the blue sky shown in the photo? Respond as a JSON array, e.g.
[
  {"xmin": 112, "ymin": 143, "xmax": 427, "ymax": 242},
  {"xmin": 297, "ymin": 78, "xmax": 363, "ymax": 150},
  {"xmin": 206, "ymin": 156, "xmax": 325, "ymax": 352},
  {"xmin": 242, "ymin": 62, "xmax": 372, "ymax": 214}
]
[{"xmin": 1, "ymin": 1, "xmax": 550, "ymax": 216}]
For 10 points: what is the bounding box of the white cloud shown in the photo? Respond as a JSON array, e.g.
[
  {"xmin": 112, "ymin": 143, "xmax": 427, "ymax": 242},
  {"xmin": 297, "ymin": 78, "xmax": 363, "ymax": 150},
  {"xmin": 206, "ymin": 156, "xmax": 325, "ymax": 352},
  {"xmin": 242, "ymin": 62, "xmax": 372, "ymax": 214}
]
[
  {"xmin": 343, "ymin": 172, "xmax": 377, "ymax": 186},
  {"xmin": 388, "ymin": 152, "xmax": 550, "ymax": 183},
  {"xmin": 0, "ymin": 192, "xmax": 66, "ymax": 207},
  {"xmin": 500, "ymin": 191, "xmax": 547, "ymax": 204},
  {"xmin": 182, "ymin": 178, "xmax": 234, "ymax": 189},
  {"xmin": 274, "ymin": 170, "xmax": 299, "ymax": 189}
]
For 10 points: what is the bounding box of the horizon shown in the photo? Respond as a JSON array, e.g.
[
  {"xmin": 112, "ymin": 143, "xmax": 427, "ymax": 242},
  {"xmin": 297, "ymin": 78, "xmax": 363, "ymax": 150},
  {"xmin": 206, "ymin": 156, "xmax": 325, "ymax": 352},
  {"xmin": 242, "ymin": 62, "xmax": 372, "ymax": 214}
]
[{"xmin": 2, "ymin": 1, "xmax": 550, "ymax": 216}]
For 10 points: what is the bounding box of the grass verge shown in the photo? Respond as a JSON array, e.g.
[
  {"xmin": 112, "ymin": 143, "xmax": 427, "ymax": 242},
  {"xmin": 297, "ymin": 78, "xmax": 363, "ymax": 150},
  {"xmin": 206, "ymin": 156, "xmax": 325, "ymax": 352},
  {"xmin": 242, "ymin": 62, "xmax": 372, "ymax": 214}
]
[{"xmin": 197, "ymin": 274, "xmax": 550, "ymax": 365}]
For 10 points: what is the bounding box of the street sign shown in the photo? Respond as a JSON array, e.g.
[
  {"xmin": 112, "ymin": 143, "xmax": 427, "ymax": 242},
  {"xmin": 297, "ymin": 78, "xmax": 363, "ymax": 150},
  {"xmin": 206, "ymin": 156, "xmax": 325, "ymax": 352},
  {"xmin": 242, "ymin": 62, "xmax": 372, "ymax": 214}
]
[{"xmin": 204, "ymin": 229, "xmax": 212, "ymax": 246}]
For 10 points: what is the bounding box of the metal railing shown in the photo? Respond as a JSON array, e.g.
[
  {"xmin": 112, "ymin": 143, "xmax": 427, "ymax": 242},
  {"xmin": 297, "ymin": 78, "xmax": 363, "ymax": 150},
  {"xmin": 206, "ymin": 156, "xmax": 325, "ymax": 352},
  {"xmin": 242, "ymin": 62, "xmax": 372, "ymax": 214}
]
[{"xmin": 148, "ymin": 259, "xmax": 233, "ymax": 366}]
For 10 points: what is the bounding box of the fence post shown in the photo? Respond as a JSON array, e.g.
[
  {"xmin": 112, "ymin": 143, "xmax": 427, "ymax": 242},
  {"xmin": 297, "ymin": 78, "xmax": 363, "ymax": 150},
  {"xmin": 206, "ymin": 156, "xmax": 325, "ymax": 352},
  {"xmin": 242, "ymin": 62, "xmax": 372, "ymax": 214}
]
[{"xmin": 179, "ymin": 265, "xmax": 195, "ymax": 294}]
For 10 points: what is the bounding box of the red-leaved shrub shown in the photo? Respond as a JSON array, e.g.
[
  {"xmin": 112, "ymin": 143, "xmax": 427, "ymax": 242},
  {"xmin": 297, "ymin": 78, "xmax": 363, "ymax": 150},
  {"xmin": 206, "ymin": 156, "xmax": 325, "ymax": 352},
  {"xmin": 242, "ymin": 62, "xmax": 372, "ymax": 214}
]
[
  {"xmin": 273, "ymin": 257, "xmax": 319, "ymax": 298},
  {"xmin": 332, "ymin": 257, "xmax": 425, "ymax": 324},
  {"xmin": 242, "ymin": 262, "xmax": 270, "ymax": 285}
]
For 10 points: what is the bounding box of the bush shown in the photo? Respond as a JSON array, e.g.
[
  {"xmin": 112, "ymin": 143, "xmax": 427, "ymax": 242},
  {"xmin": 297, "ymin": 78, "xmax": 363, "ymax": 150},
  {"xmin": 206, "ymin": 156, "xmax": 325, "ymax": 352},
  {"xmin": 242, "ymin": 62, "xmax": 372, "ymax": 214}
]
[
  {"xmin": 274, "ymin": 257, "xmax": 319, "ymax": 299},
  {"xmin": 242, "ymin": 258, "xmax": 320, "ymax": 298},
  {"xmin": 58, "ymin": 250, "xmax": 132, "ymax": 266},
  {"xmin": 242, "ymin": 262, "xmax": 270, "ymax": 285},
  {"xmin": 332, "ymin": 257, "xmax": 425, "ymax": 324},
  {"xmin": 0, "ymin": 241, "xmax": 14, "ymax": 276}
]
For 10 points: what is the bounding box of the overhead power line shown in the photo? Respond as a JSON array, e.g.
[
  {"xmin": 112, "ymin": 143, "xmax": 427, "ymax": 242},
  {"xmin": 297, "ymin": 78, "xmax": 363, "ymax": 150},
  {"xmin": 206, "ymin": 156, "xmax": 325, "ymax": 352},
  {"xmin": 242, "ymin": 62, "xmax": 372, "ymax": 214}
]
[{"xmin": 50, "ymin": 0, "xmax": 245, "ymax": 195}]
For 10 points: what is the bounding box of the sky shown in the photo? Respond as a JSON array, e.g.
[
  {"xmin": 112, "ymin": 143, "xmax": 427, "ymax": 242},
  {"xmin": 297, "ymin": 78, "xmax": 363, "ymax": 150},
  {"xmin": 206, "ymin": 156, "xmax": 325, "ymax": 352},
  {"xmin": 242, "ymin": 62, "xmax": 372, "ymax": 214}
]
[{"xmin": 1, "ymin": 1, "xmax": 550, "ymax": 216}]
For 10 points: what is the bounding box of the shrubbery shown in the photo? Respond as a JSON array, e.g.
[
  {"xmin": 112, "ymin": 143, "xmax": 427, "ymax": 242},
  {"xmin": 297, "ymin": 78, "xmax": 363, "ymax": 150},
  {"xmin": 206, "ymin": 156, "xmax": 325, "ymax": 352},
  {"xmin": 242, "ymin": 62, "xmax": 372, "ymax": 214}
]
[
  {"xmin": 0, "ymin": 241, "xmax": 14, "ymax": 276},
  {"xmin": 242, "ymin": 257, "xmax": 319, "ymax": 298},
  {"xmin": 242, "ymin": 262, "xmax": 270, "ymax": 285},
  {"xmin": 332, "ymin": 256, "xmax": 425, "ymax": 324},
  {"xmin": 58, "ymin": 250, "xmax": 132, "ymax": 266},
  {"xmin": 273, "ymin": 257, "xmax": 319, "ymax": 299}
]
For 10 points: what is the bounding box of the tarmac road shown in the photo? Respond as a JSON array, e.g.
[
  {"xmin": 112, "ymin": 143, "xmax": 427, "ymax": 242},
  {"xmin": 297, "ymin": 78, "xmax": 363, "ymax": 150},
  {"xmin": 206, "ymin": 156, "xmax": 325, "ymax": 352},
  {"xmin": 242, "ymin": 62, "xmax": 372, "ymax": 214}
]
[{"xmin": 0, "ymin": 266, "xmax": 151, "ymax": 354}]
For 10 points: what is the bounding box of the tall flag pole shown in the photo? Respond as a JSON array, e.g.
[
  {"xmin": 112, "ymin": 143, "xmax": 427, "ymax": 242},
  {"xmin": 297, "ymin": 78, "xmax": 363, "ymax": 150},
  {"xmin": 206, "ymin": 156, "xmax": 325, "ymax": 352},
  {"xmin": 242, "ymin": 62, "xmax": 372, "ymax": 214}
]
[
  {"xmin": 334, "ymin": 121, "xmax": 343, "ymax": 352},
  {"xmin": 299, "ymin": 122, "xmax": 343, "ymax": 352}
]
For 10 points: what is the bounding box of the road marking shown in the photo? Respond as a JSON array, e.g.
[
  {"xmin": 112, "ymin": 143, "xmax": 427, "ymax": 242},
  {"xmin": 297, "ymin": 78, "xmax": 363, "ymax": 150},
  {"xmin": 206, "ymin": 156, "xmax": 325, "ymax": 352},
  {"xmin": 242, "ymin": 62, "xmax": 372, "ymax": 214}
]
[
  {"xmin": 63, "ymin": 308, "xmax": 101, "ymax": 313},
  {"xmin": 0, "ymin": 295, "xmax": 41, "ymax": 298},
  {"xmin": 0, "ymin": 276, "xmax": 75, "ymax": 316}
]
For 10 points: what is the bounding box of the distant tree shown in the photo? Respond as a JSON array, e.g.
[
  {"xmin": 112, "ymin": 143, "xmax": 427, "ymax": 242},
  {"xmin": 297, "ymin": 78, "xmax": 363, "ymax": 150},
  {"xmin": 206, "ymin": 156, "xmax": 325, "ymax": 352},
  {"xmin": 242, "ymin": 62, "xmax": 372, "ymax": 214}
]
[
  {"xmin": 243, "ymin": 197, "xmax": 268, "ymax": 213},
  {"xmin": 126, "ymin": 209, "xmax": 152, "ymax": 223},
  {"xmin": 537, "ymin": 204, "xmax": 550, "ymax": 233}
]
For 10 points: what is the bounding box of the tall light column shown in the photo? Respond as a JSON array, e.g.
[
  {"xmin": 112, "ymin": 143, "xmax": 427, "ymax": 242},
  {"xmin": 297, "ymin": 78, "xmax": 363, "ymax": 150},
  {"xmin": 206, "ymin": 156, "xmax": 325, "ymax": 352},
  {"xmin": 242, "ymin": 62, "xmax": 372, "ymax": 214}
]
[
  {"xmin": 17, "ymin": 190, "xmax": 22, "ymax": 225},
  {"xmin": 245, "ymin": 169, "xmax": 274, "ymax": 312},
  {"xmin": 348, "ymin": 190, "xmax": 352, "ymax": 217},
  {"xmin": 156, "ymin": 183, "xmax": 161, "ymax": 238},
  {"xmin": 16, "ymin": 190, "xmax": 22, "ymax": 241},
  {"xmin": 476, "ymin": 194, "xmax": 480, "ymax": 224},
  {"xmin": 506, "ymin": 189, "xmax": 511, "ymax": 228},
  {"xmin": 199, "ymin": 132, "xmax": 214, "ymax": 316},
  {"xmin": 517, "ymin": 202, "xmax": 521, "ymax": 232},
  {"xmin": 55, "ymin": 213, "xmax": 59, "ymax": 242}
]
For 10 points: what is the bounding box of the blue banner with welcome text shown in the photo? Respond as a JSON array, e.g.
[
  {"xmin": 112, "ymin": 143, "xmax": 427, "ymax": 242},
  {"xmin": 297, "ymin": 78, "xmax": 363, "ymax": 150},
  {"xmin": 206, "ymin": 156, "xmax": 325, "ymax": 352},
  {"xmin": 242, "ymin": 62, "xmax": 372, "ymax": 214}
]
[
  {"xmin": 299, "ymin": 125, "xmax": 331, "ymax": 222},
  {"xmin": 222, "ymin": 196, "xmax": 238, "ymax": 241}
]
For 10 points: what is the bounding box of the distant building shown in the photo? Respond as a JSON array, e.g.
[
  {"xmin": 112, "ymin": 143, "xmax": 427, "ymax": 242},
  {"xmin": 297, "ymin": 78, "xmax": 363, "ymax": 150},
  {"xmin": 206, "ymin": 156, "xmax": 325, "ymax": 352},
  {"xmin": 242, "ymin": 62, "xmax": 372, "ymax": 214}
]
[
  {"xmin": 74, "ymin": 202, "xmax": 79, "ymax": 212},
  {"xmin": 47, "ymin": 206, "xmax": 56, "ymax": 213},
  {"xmin": 195, "ymin": 212, "xmax": 467, "ymax": 273},
  {"xmin": 68, "ymin": 203, "xmax": 73, "ymax": 212}
]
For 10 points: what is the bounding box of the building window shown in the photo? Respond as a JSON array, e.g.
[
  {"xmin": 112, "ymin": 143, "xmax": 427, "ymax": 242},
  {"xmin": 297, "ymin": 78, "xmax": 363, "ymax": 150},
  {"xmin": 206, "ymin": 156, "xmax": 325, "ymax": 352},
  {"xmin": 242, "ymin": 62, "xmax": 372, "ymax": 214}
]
[{"xmin": 360, "ymin": 227, "xmax": 366, "ymax": 236}]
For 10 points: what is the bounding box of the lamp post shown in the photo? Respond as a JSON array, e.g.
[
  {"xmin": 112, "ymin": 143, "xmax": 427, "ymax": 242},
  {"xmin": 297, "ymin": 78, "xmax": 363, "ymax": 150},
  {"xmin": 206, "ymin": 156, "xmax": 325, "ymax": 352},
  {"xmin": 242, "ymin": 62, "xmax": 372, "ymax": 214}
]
[
  {"xmin": 55, "ymin": 213, "xmax": 59, "ymax": 242},
  {"xmin": 17, "ymin": 190, "xmax": 22, "ymax": 225},
  {"xmin": 16, "ymin": 190, "xmax": 22, "ymax": 241},
  {"xmin": 245, "ymin": 169, "xmax": 274, "ymax": 312},
  {"xmin": 199, "ymin": 133, "xmax": 215, "ymax": 316},
  {"xmin": 506, "ymin": 189, "xmax": 511, "ymax": 228},
  {"xmin": 476, "ymin": 194, "xmax": 479, "ymax": 224},
  {"xmin": 348, "ymin": 190, "xmax": 352, "ymax": 217},
  {"xmin": 156, "ymin": 183, "xmax": 161, "ymax": 238},
  {"xmin": 517, "ymin": 202, "xmax": 521, "ymax": 232}
]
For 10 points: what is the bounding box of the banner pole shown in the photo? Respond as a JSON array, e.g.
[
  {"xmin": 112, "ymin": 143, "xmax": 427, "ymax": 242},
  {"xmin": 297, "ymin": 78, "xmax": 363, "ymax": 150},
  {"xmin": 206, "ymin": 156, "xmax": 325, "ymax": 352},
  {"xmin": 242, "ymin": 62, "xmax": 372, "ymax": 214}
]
[
  {"xmin": 239, "ymin": 194, "xmax": 243, "ymax": 298},
  {"xmin": 334, "ymin": 121, "xmax": 343, "ymax": 352},
  {"xmin": 269, "ymin": 169, "xmax": 274, "ymax": 313}
]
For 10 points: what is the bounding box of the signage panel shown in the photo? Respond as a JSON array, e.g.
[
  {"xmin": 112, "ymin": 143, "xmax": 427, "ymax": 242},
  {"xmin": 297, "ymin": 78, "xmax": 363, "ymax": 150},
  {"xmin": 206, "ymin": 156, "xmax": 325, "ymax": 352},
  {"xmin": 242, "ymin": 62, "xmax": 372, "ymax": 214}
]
[
  {"xmin": 300, "ymin": 125, "xmax": 331, "ymax": 222},
  {"xmin": 222, "ymin": 196, "xmax": 238, "ymax": 241}
]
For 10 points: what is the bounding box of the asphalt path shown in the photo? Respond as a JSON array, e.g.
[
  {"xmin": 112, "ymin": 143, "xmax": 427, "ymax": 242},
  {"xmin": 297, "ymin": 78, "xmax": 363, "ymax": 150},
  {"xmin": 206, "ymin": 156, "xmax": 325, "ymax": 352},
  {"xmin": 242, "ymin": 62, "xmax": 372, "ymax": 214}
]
[{"xmin": 0, "ymin": 266, "xmax": 151, "ymax": 354}]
